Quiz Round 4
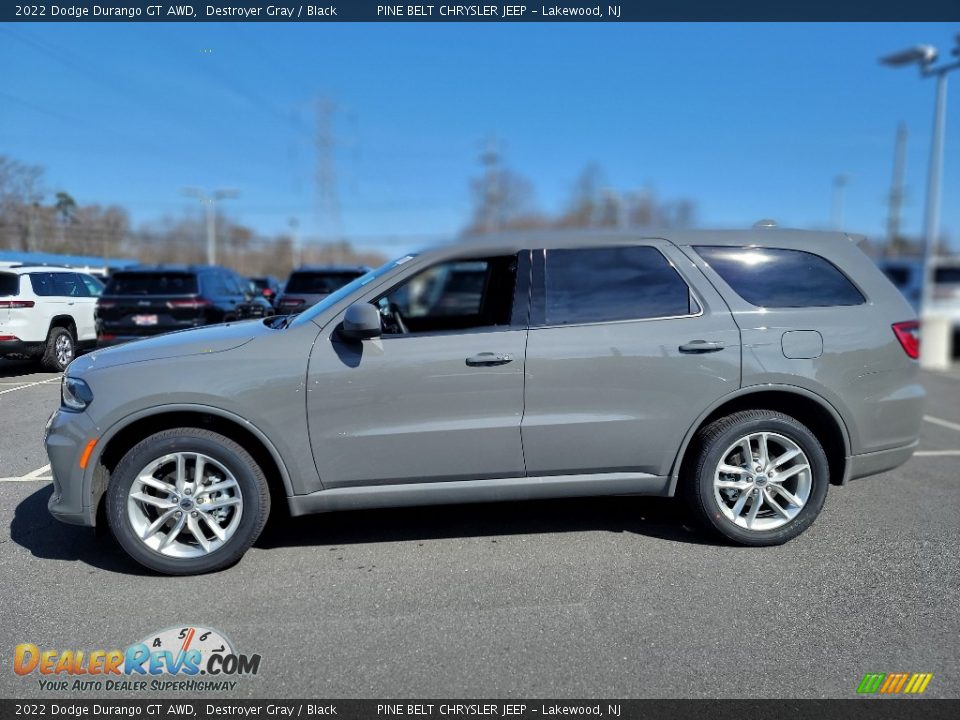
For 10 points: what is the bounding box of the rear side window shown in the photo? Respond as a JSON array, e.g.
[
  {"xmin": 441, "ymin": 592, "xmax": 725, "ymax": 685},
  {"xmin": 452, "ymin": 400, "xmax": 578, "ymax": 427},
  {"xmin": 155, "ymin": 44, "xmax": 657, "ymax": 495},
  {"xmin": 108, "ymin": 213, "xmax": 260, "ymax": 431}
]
[
  {"xmin": 286, "ymin": 271, "xmax": 362, "ymax": 294},
  {"xmin": 105, "ymin": 272, "xmax": 198, "ymax": 295},
  {"xmin": 694, "ymin": 246, "xmax": 865, "ymax": 308},
  {"xmin": 53, "ymin": 273, "xmax": 88, "ymax": 297},
  {"xmin": 544, "ymin": 246, "xmax": 693, "ymax": 325},
  {"xmin": 0, "ymin": 273, "xmax": 18, "ymax": 296},
  {"xmin": 29, "ymin": 272, "xmax": 56, "ymax": 296}
]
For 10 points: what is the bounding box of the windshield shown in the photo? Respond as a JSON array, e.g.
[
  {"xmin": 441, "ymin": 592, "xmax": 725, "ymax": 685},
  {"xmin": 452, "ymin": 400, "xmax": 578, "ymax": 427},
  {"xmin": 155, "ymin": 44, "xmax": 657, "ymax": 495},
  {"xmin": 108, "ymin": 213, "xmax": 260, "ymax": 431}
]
[{"xmin": 289, "ymin": 255, "xmax": 416, "ymax": 328}]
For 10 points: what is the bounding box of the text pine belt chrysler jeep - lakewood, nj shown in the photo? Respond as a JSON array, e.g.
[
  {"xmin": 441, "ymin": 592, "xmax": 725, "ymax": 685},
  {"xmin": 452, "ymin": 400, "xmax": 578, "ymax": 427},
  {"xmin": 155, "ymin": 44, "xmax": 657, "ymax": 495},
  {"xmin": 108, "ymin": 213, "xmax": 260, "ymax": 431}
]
[{"xmin": 44, "ymin": 229, "xmax": 924, "ymax": 575}]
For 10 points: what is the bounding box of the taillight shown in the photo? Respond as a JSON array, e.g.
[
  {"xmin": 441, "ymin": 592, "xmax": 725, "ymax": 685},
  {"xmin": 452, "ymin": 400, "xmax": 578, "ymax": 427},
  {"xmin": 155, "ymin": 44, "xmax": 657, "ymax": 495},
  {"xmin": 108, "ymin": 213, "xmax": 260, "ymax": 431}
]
[
  {"xmin": 892, "ymin": 321, "xmax": 920, "ymax": 359},
  {"xmin": 166, "ymin": 299, "xmax": 212, "ymax": 309},
  {"xmin": 0, "ymin": 300, "xmax": 35, "ymax": 309},
  {"xmin": 97, "ymin": 301, "xmax": 116, "ymax": 309},
  {"xmin": 0, "ymin": 335, "xmax": 21, "ymax": 341},
  {"xmin": 278, "ymin": 297, "xmax": 305, "ymax": 307}
]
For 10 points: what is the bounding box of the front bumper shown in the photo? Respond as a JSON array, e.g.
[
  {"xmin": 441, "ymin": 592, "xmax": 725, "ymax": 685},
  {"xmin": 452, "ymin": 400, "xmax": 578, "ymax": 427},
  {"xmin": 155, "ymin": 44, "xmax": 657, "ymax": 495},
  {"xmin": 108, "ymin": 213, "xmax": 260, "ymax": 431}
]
[{"xmin": 45, "ymin": 408, "xmax": 99, "ymax": 527}]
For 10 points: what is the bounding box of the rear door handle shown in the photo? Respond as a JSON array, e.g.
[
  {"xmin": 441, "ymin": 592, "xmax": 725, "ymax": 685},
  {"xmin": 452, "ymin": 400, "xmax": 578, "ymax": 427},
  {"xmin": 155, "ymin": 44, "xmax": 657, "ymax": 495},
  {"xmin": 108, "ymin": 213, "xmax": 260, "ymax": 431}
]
[
  {"xmin": 679, "ymin": 340, "xmax": 725, "ymax": 354},
  {"xmin": 466, "ymin": 352, "xmax": 514, "ymax": 367}
]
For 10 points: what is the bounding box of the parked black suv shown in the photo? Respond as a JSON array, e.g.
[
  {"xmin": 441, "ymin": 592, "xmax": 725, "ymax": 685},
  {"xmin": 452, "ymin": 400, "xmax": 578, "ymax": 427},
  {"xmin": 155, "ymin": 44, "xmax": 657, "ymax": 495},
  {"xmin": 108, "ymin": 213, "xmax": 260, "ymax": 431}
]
[
  {"xmin": 96, "ymin": 265, "xmax": 255, "ymax": 345},
  {"xmin": 276, "ymin": 265, "xmax": 369, "ymax": 313}
]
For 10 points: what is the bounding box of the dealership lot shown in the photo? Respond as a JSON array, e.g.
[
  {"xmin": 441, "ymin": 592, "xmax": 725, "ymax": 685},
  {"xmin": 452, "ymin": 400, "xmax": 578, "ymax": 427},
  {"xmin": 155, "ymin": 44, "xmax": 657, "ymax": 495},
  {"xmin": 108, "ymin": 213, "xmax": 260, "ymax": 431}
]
[{"xmin": 0, "ymin": 357, "xmax": 958, "ymax": 699}]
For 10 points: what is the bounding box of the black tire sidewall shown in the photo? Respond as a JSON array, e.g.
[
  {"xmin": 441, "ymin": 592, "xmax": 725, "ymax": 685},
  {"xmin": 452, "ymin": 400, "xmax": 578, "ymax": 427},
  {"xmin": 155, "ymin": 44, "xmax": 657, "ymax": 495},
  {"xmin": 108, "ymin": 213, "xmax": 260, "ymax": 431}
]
[
  {"xmin": 43, "ymin": 327, "xmax": 74, "ymax": 372},
  {"xmin": 106, "ymin": 430, "xmax": 268, "ymax": 575},
  {"xmin": 694, "ymin": 414, "xmax": 829, "ymax": 546}
]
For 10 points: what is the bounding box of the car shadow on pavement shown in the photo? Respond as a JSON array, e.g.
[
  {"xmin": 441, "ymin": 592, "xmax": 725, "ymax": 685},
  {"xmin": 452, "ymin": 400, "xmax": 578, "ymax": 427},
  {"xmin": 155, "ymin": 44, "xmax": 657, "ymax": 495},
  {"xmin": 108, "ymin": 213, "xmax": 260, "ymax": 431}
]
[
  {"xmin": 10, "ymin": 486, "xmax": 716, "ymax": 576},
  {"xmin": 0, "ymin": 359, "xmax": 52, "ymax": 379},
  {"xmin": 256, "ymin": 494, "xmax": 717, "ymax": 549},
  {"xmin": 10, "ymin": 484, "xmax": 148, "ymax": 575}
]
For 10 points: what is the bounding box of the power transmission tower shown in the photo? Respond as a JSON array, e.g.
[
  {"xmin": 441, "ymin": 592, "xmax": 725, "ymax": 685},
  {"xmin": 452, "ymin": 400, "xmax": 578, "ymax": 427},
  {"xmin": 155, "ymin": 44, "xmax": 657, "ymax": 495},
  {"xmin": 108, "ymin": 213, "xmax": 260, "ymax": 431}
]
[
  {"xmin": 886, "ymin": 123, "xmax": 908, "ymax": 253},
  {"xmin": 315, "ymin": 97, "xmax": 342, "ymax": 261},
  {"xmin": 479, "ymin": 137, "xmax": 502, "ymax": 234}
]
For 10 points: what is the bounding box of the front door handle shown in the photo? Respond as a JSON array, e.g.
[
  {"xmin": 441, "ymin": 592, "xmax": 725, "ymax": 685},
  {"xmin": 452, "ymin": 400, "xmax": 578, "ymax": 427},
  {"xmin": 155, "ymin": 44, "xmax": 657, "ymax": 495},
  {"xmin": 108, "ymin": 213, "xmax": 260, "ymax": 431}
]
[
  {"xmin": 679, "ymin": 340, "xmax": 725, "ymax": 354},
  {"xmin": 466, "ymin": 352, "xmax": 514, "ymax": 367}
]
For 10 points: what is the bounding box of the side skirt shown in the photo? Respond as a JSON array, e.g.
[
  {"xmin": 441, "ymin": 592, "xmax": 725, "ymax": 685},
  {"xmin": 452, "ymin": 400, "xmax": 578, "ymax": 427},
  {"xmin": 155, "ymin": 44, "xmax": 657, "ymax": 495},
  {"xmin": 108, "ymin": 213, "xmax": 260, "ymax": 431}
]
[{"xmin": 287, "ymin": 472, "xmax": 671, "ymax": 516}]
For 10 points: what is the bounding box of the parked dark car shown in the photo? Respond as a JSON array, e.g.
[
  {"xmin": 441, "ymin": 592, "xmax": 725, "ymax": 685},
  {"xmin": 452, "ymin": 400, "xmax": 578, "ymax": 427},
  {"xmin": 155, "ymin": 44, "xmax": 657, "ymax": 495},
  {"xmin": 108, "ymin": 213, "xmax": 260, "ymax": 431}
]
[
  {"xmin": 96, "ymin": 265, "xmax": 255, "ymax": 345},
  {"xmin": 275, "ymin": 266, "xmax": 369, "ymax": 314},
  {"xmin": 248, "ymin": 275, "xmax": 283, "ymax": 306}
]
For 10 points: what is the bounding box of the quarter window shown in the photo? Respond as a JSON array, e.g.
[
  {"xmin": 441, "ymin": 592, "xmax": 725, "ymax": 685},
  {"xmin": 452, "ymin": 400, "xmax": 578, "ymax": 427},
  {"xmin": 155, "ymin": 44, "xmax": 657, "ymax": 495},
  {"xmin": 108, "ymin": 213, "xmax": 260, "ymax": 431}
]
[
  {"xmin": 543, "ymin": 246, "xmax": 693, "ymax": 325},
  {"xmin": 694, "ymin": 246, "xmax": 865, "ymax": 308}
]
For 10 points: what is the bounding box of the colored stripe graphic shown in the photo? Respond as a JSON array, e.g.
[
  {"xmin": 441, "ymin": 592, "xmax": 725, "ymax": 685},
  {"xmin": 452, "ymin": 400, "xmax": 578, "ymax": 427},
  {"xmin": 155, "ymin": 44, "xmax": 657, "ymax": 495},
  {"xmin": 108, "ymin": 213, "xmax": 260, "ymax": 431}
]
[{"xmin": 857, "ymin": 672, "xmax": 932, "ymax": 694}]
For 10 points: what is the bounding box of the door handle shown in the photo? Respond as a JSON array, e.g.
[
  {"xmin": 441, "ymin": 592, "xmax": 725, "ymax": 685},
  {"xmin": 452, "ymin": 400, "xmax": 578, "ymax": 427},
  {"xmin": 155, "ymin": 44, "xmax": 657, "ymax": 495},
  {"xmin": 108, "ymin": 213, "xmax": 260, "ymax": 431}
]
[
  {"xmin": 466, "ymin": 352, "xmax": 514, "ymax": 367},
  {"xmin": 679, "ymin": 340, "xmax": 725, "ymax": 354}
]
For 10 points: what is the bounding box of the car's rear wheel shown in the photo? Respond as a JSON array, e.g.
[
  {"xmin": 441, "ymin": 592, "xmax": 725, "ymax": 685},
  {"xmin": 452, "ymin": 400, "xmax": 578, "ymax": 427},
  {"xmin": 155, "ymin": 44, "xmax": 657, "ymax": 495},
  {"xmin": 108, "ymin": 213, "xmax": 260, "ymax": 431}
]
[
  {"xmin": 106, "ymin": 428, "xmax": 270, "ymax": 575},
  {"xmin": 684, "ymin": 409, "xmax": 829, "ymax": 546},
  {"xmin": 41, "ymin": 326, "xmax": 75, "ymax": 372}
]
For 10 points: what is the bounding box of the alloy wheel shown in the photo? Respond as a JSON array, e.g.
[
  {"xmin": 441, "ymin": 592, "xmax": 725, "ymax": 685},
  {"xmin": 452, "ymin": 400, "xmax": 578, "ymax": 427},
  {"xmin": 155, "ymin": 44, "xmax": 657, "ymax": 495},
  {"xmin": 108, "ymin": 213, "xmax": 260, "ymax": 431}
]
[
  {"xmin": 713, "ymin": 432, "xmax": 812, "ymax": 531},
  {"xmin": 127, "ymin": 452, "xmax": 243, "ymax": 557},
  {"xmin": 55, "ymin": 333, "xmax": 74, "ymax": 367}
]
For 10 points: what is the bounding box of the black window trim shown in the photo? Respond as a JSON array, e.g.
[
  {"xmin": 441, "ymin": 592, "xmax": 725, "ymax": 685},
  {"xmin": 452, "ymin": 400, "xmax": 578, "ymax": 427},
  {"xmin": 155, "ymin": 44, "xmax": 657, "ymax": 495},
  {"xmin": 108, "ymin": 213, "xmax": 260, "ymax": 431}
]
[{"xmin": 529, "ymin": 244, "xmax": 704, "ymax": 329}]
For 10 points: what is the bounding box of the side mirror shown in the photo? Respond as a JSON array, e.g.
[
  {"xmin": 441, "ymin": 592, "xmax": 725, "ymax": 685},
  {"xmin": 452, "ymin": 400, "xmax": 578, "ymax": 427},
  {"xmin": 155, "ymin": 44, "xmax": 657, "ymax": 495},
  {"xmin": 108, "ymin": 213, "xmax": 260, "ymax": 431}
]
[{"xmin": 340, "ymin": 302, "xmax": 381, "ymax": 340}]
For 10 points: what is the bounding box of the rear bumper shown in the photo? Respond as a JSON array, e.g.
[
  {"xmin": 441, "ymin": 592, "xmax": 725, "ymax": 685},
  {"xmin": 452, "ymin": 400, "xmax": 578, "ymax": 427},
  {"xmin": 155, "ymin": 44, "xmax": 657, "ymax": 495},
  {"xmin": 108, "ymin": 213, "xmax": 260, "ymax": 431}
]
[
  {"xmin": 844, "ymin": 440, "xmax": 919, "ymax": 483},
  {"xmin": 0, "ymin": 339, "xmax": 42, "ymax": 356}
]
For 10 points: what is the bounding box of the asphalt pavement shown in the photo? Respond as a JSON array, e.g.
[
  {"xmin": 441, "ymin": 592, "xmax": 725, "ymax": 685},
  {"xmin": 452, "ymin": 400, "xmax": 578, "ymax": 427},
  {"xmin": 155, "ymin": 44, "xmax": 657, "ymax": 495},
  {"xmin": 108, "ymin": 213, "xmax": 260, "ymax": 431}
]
[{"xmin": 0, "ymin": 356, "xmax": 958, "ymax": 699}]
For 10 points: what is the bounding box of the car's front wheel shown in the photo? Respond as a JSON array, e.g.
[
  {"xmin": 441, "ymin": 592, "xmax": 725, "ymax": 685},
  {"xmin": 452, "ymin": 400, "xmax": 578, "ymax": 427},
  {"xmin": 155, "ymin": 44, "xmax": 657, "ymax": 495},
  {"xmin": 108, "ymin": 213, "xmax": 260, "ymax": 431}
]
[
  {"xmin": 684, "ymin": 409, "xmax": 829, "ymax": 546},
  {"xmin": 106, "ymin": 428, "xmax": 270, "ymax": 575}
]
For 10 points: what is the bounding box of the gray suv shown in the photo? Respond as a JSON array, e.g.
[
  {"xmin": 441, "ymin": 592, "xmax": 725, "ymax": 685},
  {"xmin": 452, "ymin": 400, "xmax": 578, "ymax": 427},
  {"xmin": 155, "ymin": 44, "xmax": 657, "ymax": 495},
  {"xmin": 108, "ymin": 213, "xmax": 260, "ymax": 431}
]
[{"xmin": 45, "ymin": 229, "xmax": 925, "ymax": 575}]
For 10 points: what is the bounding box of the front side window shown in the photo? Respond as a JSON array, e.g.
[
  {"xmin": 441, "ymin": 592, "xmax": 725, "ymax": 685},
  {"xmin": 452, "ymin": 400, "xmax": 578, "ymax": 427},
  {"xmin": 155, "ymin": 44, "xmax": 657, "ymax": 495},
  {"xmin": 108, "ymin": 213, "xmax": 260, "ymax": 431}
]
[
  {"xmin": 80, "ymin": 274, "xmax": 104, "ymax": 297},
  {"xmin": 378, "ymin": 256, "xmax": 517, "ymax": 335},
  {"xmin": 543, "ymin": 246, "xmax": 693, "ymax": 325},
  {"xmin": 695, "ymin": 246, "xmax": 865, "ymax": 308}
]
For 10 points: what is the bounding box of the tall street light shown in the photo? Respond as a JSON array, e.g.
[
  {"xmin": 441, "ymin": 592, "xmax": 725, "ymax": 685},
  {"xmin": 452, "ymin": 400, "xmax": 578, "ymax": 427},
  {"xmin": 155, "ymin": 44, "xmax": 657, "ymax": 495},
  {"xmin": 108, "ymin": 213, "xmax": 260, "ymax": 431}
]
[
  {"xmin": 182, "ymin": 187, "xmax": 239, "ymax": 265},
  {"xmin": 880, "ymin": 40, "xmax": 960, "ymax": 314}
]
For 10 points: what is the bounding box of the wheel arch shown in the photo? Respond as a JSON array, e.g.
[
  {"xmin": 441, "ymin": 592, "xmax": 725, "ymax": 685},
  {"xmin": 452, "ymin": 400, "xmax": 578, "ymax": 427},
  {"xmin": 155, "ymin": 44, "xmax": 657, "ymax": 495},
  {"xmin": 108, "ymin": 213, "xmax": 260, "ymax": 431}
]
[
  {"xmin": 48, "ymin": 315, "xmax": 77, "ymax": 335},
  {"xmin": 86, "ymin": 404, "xmax": 294, "ymax": 525},
  {"xmin": 668, "ymin": 385, "xmax": 852, "ymax": 495}
]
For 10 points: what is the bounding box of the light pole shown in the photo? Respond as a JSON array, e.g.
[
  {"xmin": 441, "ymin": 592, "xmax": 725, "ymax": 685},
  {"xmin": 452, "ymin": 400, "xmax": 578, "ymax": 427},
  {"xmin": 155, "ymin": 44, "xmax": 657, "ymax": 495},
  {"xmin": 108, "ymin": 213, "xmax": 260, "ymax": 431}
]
[
  {"xmin": 182, "ymin": 187, "xmax": 239, "ymax": 265},
  {"xmin": 831, "ymin": 174, "xmax": 850, "ymax": 230},
  {"xmin": 881, "ymin": 40, "xmax": 960, "ymax": 314}
]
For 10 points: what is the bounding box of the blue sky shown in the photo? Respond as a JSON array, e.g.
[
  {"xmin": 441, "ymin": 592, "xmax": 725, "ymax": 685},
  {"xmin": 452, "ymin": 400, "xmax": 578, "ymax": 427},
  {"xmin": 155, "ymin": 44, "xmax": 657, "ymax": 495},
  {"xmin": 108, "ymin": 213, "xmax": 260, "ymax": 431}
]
[{"xmin": 1, "ymin": 22, "xmax": 959, "ymax": 255}]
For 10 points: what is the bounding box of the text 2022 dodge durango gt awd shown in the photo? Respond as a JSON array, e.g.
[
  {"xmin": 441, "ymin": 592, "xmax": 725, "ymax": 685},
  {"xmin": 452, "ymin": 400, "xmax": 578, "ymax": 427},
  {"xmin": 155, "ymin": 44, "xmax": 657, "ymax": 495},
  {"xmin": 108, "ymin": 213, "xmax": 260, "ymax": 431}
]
[{"xmin": 45, "ymin": 229, "xmax": 925, "ymax": 574}]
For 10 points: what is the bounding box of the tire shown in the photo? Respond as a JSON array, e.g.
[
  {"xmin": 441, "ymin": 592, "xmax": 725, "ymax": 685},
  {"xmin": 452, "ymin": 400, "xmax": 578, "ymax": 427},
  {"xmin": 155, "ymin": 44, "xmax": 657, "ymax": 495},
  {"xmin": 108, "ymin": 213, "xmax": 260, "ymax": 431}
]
[
  {"xmin": 106, "ymin": 428, "xmax": 271, "ymax": 575},
  {"xmin": 40, "ymin": 326, "xmax": 76, "ymax": 372},
  {"xmin": 683, "ymin": 409, "xmax": 829, "ymax": 546}
]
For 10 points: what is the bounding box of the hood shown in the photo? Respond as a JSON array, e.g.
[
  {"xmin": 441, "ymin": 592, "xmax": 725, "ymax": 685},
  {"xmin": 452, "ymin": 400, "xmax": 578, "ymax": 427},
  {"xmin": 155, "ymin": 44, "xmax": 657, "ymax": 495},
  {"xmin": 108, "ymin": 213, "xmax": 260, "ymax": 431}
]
[{"xmin": 69, "ymin": 320, "xmax": 268, "ymax": 374}]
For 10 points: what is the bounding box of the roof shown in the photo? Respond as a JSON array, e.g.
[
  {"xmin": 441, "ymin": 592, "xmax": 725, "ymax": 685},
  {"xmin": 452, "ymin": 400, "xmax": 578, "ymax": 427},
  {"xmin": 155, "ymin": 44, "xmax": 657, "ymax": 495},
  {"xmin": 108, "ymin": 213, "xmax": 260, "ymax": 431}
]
[
  {"xmin": 291, "ymin": 265, "xmax": 372, "ymax": 273},
  {"xmin": 419, "ymin": 227, "xmax": 860, "ymax": 258},
  {"xmin": 0, "ymin": 250, "xmax": 139, "ymax": 270},
  {"xmin": 113, "ymin": 264, "xmax": 222, "ymax": 273}
]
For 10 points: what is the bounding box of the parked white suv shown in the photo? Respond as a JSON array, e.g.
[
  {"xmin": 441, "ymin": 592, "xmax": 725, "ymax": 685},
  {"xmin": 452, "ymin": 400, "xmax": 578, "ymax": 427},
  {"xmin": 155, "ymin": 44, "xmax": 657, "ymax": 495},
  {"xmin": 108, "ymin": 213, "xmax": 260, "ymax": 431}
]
[{"xmin": 0, "ymin": 265, "xmax": 103, "ymax": 371}]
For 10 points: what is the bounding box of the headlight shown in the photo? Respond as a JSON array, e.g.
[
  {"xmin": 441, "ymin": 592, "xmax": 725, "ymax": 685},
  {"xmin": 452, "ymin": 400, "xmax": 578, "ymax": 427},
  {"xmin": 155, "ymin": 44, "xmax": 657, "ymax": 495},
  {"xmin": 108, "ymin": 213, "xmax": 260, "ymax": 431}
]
[{"xmin": 61, "ymin": 376, "xmax": 93, "ymax": 411}]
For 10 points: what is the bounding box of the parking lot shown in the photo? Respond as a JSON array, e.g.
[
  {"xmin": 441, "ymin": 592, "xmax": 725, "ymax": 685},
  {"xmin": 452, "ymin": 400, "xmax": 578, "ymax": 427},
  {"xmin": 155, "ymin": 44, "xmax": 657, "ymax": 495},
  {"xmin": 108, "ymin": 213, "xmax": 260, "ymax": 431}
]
[{"xmin": 0, "ymin": 356, "xmax": 958, "ymax": 699}]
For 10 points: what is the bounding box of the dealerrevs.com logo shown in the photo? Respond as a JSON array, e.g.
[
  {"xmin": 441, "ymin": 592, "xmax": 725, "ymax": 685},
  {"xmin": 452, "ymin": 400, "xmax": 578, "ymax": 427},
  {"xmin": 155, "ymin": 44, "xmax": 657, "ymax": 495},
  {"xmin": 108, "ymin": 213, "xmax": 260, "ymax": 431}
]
[{"xmin": 14, "ymin": 626, "xmax": 261, "ymax": 693}]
